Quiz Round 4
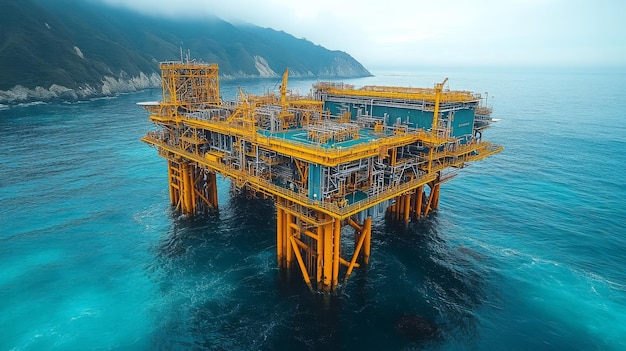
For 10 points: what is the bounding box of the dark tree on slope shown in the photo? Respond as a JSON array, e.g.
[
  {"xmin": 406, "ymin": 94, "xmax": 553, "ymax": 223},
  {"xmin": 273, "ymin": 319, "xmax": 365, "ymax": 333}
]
[{"xmin": 0, "ymin": 0, "xmax": 370, "ymax": 101}]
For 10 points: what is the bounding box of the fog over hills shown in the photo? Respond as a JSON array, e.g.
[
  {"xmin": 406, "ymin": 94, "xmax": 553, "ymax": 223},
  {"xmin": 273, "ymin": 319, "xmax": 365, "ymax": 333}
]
[{"xmin": 0, "ymin": 0, "xmax": 370, "ymax": 103}]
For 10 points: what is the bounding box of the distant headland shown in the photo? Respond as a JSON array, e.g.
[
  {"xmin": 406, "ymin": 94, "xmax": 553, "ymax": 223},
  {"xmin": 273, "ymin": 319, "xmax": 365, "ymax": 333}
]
[{"xmin": 0, "ymin": 0, "xmax": 371, "ymax": 104}]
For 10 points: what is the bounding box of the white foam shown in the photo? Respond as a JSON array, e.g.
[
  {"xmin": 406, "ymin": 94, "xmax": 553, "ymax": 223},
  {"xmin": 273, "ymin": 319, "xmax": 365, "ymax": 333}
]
[{"xmin": 17, "ymin": 101, "xmax": 47, "ymax": 107}]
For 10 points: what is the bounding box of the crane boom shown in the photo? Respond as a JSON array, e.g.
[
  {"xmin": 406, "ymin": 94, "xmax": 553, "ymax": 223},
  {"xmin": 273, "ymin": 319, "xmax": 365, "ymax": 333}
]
[{"xmin": 280, "ymin": 68, "xmax": 289, "ymax": 108}]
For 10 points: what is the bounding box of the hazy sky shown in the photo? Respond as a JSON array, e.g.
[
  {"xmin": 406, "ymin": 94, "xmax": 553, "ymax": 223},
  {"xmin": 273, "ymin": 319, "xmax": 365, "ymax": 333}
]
[{"xmin": 99, "ymin": 0, "xmax": 625, "ymax": 69}]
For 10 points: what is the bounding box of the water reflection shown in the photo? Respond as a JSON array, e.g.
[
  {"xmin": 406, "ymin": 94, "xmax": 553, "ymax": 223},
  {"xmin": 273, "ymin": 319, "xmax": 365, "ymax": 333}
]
[
  {"xmin": 146, "ymin": 193, "xmax": 492, "ymax": 349},
  {"xmin": 370, "ymin": 215, "xmax": 490, "ymax": 346}
]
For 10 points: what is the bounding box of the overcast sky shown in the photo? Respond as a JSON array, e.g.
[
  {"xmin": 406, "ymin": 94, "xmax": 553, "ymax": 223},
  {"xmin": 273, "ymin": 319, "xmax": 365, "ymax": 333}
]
[{"xmin": 99, "ymin": 0, "xmax": 625, "ymax": 69}]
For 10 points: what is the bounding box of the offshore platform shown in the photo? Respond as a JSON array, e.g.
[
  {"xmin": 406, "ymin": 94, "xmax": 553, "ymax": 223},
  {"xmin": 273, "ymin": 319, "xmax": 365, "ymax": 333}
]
[{"xmin": 140, "ymin": 61, "xmax": 503, "ymax": 292}]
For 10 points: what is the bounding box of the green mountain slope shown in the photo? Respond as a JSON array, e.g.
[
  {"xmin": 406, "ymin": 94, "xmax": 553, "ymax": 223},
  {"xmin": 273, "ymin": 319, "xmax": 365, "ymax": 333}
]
[{"xmin": 0, "ymin": 0, "xmax": 370, "ymax": 103}]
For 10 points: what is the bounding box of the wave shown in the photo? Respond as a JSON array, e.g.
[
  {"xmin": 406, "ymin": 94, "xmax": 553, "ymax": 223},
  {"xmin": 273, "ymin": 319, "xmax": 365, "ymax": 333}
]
[
  {"xmin": 16, "ymin": 101, "xmax": 48, "ymax": 108},
  {"xmin": 583, "ymin": 270, "xmax": 626, "ymax": 293},
  {"xmin": 464, "ymin": 236, "xmax": 626, "ymax": 305}
]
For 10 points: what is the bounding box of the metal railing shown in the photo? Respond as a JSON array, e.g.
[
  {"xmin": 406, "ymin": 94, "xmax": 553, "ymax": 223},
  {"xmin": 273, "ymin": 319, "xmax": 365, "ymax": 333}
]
[{"xmin": 142, "ymin": 135, "xmax": 439, "ymax": 219}]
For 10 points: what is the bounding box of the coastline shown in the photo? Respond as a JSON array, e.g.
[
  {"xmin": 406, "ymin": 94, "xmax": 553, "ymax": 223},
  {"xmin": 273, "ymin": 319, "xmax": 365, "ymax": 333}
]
[{"xmin": 0, "ymin": 70, "xmax": 373, "ymax": 106}]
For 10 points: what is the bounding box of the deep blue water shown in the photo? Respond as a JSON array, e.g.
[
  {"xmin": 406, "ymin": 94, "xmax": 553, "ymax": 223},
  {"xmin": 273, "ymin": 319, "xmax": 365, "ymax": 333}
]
[{"xmin": 1, "ymin": 67, "xmax": 625, "ymax": 350}]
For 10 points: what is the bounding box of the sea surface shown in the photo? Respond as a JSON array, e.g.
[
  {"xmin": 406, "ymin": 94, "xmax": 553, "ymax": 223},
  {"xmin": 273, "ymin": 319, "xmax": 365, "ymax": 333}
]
[{"xmin": 1, "ymin": 67, "xmax": 625, "ymax": 350}]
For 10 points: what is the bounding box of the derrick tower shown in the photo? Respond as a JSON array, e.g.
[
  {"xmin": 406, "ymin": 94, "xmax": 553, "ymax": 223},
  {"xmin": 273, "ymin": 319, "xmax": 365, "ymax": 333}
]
[{"xmin": 140, "ymin": 61, "xmax": 503, "ymax": 292}]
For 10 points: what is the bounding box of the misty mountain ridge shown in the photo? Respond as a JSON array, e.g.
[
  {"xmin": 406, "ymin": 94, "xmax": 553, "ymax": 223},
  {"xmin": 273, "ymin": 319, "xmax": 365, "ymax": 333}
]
[{"xmin": 0, "ymin": 0, "xmax": 371, "ymax": 104}]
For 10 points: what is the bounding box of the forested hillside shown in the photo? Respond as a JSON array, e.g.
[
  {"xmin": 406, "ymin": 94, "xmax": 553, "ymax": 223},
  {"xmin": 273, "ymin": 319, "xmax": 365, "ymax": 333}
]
[{"xmin": 0, "ymin": 0, "xmax": 370, "ymax": 103}]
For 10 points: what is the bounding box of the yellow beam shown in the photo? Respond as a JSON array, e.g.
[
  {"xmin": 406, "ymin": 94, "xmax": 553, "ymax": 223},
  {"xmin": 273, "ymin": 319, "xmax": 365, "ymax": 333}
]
[
  {"xmin": 316, "ymin": 217, "xmax": 324, "ymax": 287},
  {"xmin": 415, "ymin": 185, "xmax": 423, "ymax": 219},
  {"xmin": 290, "ymin": 236, "xmax": 313, "ymax": 292},
  {"xmin": 433, "ymin": 183, "xmax": 441, "ymax": 210},
  {"xmin": 317, "ymin": 83, "xmax": 476, "ymax": 103},
  {"xmin": 322, "ymin": 214, "xmax": 333, "ymax": 290},
  {"xmin": 277, "ymin": 207, "xmax": 284, "ymax": 265},
  {"xmin": 339, "ymin": 257, "xmax": 359, "ymax": 268},
  {"xmin": 280, "ymin": 68, "xmax": 289, "ymax": 108},
  {"xmin": 344, "ymin": 218, "xmax": 370, "ymax": 284},
  {"xmin": 332, "ymin": 217, "xmax": 341, "ymax": 289},
  {"xmin": 403, "ymin": 193, "xmax": 411, "ymax": 223},
  {"xmin": 347, "ymin": 217, "xmax": 363, "ymax": 232},
  {"xmin": 285, "ymin": 212, "xmax": 293, "ymax": 267},
  {"xmin": 164, "ymin": 115, "xmax": 445, "ymax": 167},
  {"xmin": 194, "ymin": 188, "xmax": 211, "ymax": 208},
  {"xmin": 363, "ymin": 217, "xmax": 372, "ymax": 265},
  {"xmin": 142, "ymin": 135, "xmax": 438, "ymax": 220},
  {"xmin": 167, "ymin": 160, "xmax": 175, "ymax": 205},
  {"xmin": 208, "ymin": 172, "xmax": 218, "ymax": 208}
]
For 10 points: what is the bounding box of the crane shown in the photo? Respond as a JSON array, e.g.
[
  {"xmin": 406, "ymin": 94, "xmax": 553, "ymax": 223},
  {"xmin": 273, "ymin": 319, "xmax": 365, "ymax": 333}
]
[{"xmin": 280, "ymin": 68, "xmax": 289, "ymax": 108}]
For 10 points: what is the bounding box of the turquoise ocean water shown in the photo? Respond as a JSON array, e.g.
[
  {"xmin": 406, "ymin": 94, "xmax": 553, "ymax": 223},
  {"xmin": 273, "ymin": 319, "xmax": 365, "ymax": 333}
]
[{"xmin": 1, "ymin": 68, "xmax": 625, "ymax": 350}]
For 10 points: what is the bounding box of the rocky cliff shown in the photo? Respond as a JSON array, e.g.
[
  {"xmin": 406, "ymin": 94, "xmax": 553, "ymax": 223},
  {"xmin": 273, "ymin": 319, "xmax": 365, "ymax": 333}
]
[{"xmin": 0, "ymin": 0, "xmax": 371, "ymax": 104}]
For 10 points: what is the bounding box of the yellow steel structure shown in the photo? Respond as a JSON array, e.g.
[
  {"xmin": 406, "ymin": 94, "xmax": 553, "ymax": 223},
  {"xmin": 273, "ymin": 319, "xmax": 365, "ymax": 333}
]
[{"xmin": 140, "ymin": 61, "xmax": 503, "ymax": 292}]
